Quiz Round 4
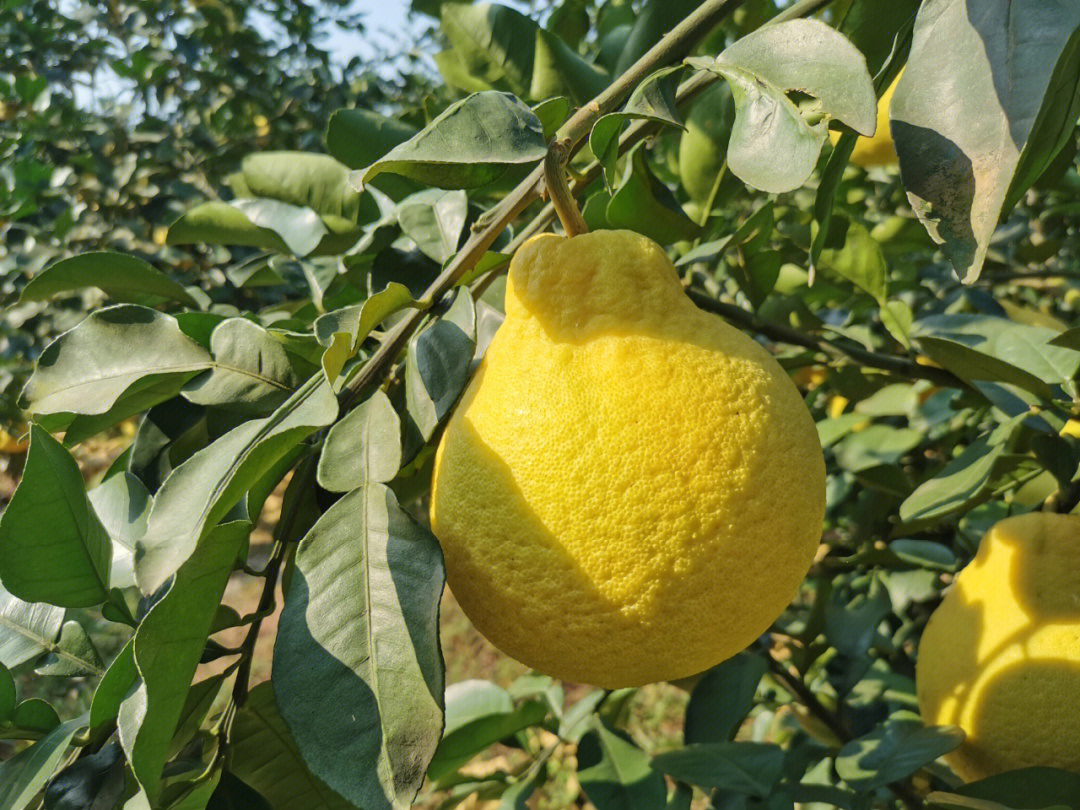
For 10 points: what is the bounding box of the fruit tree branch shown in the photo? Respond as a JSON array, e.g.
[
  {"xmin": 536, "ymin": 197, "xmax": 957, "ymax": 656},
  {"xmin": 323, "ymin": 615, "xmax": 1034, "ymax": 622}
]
[{"xmin": 341, "ymin": 0, "xmax": 747, "ymax": 404}]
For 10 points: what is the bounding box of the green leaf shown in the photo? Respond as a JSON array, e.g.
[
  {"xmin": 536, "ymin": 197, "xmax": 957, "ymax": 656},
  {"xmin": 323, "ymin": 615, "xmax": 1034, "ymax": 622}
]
[
  {"xmin": 813, "ymin": 213, "xmax": 888, "ymax": 302},
  {"xmin": 531, "ymin": 26, "xmax": 610, "ymax": 103},
  {"xmin": 12, "ymin": 699, "xmax": 60, "ymax": 733},
  {"xmin": 605, "ymin": 145, "xmax": 701, "ymax": 245},
  {"xmin": 899, "ymin": 436, "xmax": 1004, "ymax": 524},
  {"xmin": 835, "ymin": 714, "xmax": 964, "ymax": 791},
  {"xmin": 167, "ymin": 201, "xmax": 290, "ymax": 253},
  {"xmin": 314, "ymin": 283, "xmax": 418, "ymax": 353},
  {"xmin": 230, "ymin": 199, "xmax": 329, "ymax": 258},
  {"xmin": 929, "ymin": 767, "xmax": 1080, "ymax": 810},
  {"xmin": 20, "ymin": 252, "xmax": 199, "ymax": 307},
  {"xmin": 236, "ymin": 152, "xmax": 371, "ymax": 224},
  {"xmin": 326, "ymin": 109, "xmax": 418, "ymax": 171},
  {"xmin": 533, "ymin": 96, "xmax": 571, "ymax": 140},
  {"xmin": 575, "ymin": 720, "xmax": 669, "ymax": 810},
  {"xmin": 690, "ymin": 19, "xmax": 876, "ymax": 193},
  {"xmin": 0, "ymin": 717, "xmax": 82, "ymax": 810},
  {"xmin": 207, "ymin": 771, "xmax": 274, "ymax": 810},
  {"xmin": 19, "ymin": 306, "xmax": 212, "ymax": 429},
  {"xmin": 0, "ymin": 663, "xmax": 14, "ymax": 721},
  {"xmin": 89, "ymin": 641, "xmax": 136, "ymax": 730},
  {"xmin": 183, "ymin": 318, "xmax": 304, "ymax": 415},
  {"xmin": 892, "ymin": 1, "xmax": 1080, "ymax": 281},
  {"xmin": 405, "ymin": 292, "xmax": 477, "ymax": 444},
  {"xmin": 317, "ymin": 390, "xmax": 402, "ymax": 492},
  {"xmin": 273, "ymin": 484, "xmax": 445, "ymax": 810},
  {"xmin": 355, "ymin": 92, "xmax": 547, "ymax": 190},
  {"xmin": 35, "ymin": 620, "xmax": 104, "ymax": 677},
  {"xmin": 440, "ymin": 2, "xmax": 535, "ymax": 96},
  {"xmin": 0, "ymin": 588, "xmax": 63, "ymax": 669},
  {"xmin": 88, "ymin": 472, "xmax": 151, "ymax": 590},
  {"xmin": 834, "ymin": 425, "xmax": 922, "ymax": 472},
  {"xmin": 0, "ymin": 425, "xmax": 112, "ymax": 607},
  {"xmin": 429, "ymin": 681, "xmax": 547, "ymax": 782},
  {"xmin": 397, "ymin": 189, "xmax": 469, "ymax": 264},
  {"xmin": 889, "ymin": 539, "xmax": 957, "ymax": 571},
  {"xmin": 651, "ymin": 742, "xmax": 784, "ymax": 797},
  {"xmin": 119, "ymin": 520, "xmax": 249, "ymax": 803},
  {"xmin": 589, "ymin": 65, "xmax": 685, "ymax": 191},
  {"xmin": 685, "ymin": 653, "xmax": 767, "ymax": 744},
  {"xmin": 136, "ymin": 375, "xmax": 338, "ymax": 594},
  {"xmin": 230, "ymin": 682, "xmax": 356, "ymax": 810},
  {"xmin": 43, "ymin": 741, "xmax": 125, "ymax": 810}
]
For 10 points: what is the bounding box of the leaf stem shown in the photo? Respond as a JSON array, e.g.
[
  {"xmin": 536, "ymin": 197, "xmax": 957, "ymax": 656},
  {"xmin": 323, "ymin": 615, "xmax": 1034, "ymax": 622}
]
[{"xmin": 544, "ymin": 138, "xmax": 588, "ymax": 237}]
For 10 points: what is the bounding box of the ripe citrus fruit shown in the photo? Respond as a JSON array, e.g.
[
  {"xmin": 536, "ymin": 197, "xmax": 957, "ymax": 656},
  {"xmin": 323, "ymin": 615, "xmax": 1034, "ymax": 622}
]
[
  {"xmin": 831, "ymin": 71, "xmax": 902, "ymax": 168},
  {"xmin": 430, "ymin": 230, "xmax": 826, "ymax": 687},
  {"xmin": 917, "ymin": 512, "xmax": 1080, "ymax": 780}
]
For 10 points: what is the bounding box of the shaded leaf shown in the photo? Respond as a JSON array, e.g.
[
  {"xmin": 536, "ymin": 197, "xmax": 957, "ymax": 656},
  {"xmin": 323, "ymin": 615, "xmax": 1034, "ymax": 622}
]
[
  {"xmin": 397, "ymin": 189, "xmax": 469, "ymax": 264},
  {"xmin": 892, "ymin": 0, "xmax": 1080, "ymax": 281},
  {"xmin": 119, "ymin": 520, "xmax": 249, "ymax": 803},
  {"xmin": 230, "ymin": 682, "xmax": 355, "ymax": 810},
  {"xmin": 273, "ymin": 484, "xmax": 445, "ymax": 810},
  {"xmin": 0, "ymin": 718, "xmax": 82, "ymax": 810},
  {"xmin": 0, "ymin": 425, "xmax": 112, "ymax": 607},
  {"xmin": 835, "ymin": 713, "xmax": 963, "ymax": 791},
  {"xmin": 20, "ymin": 252, "xmax": 198, "ymax": 307},
  {"xmin": 35, "ymin": 620, "xmax": 104, "ymax": 677},
  {"xmin": 136, "ymin": 375, "xmax": 338, "ymax": 594},
  {"xmin": 43, "ymin": 741, "xmax": 126, "ymax": 810},
  {"xmin": 651, "ymin": 742, "xmax": 784, "ymax": 797},
  {"xmin": 685, "ymin": 653, "xmax": 767, "ymax": 744}
]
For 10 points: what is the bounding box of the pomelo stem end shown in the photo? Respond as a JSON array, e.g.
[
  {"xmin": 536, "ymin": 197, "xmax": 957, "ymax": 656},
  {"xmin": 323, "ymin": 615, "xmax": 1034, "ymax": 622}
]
[{"xmin": 544, "ymin": 138, "xmax": 588, "ymax": 238}]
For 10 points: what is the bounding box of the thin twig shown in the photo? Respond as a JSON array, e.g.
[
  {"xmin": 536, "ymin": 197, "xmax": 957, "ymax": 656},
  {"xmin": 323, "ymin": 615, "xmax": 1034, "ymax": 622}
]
[{"xmin": 686, "ymin": 289, "xmax": 971, "ymax": 391}]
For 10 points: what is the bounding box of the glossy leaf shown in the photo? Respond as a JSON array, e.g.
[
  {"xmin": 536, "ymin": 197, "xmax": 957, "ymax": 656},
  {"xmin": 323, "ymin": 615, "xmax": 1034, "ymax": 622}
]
[
  {"xmin": 20, "ymin": 252, "xmax": 199, "ymax": 307},
  {"xmin": 0, "ymin": 425, "xmax": 112, "ymax": 607},
  {"xmin": 892, "ymin": 0, "xmax": 1080, "ymax": 281},
  {"xmin": 355, "ymin": 92, "xmax": 547, "ymax": 190},
  {"xmin": 88, "ymin": 472, "xmax": 151, "ymax": 590},
  {"xmin": 19, "ymin": 306, "xmax": 212, "ymax": 427},
  {"xmin": 273, "ymin": 484, "xmax": 445, "ymax": 810},
  {"xmin": 88, "ymin": 641, "xmax": 136, "ymax": 730},
  {"xmin": 0, "ymin": 586, "xmax": 64, "ymax": 668},
  {"xmin": 690, "ymin": 20, "xmax": 876, "ymax": 193}
]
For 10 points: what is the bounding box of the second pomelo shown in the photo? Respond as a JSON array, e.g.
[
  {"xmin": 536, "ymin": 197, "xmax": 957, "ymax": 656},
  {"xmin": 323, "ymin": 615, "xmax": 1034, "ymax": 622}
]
[
  {"xmin": 430, "ymin": 230, "xmax": 826, "ymax": 687},
  {"xmin": 917, "ymin": 512, "xmax": 1080, "ymax": 780},
  {"xmin": 831, "ymin": 71, "xmax": 902, "ymax": 168}
]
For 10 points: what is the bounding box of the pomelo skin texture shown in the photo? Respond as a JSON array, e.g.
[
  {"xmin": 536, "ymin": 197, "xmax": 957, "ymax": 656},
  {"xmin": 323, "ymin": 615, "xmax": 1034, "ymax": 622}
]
[
  {"xmin": 917, "ymin": 512, "xmax": 1080, "ymax": 781},
  {"xmin": 430, "ymin": 230, "xmax": 826, "ymax": 688},
  {"xmin": 831, "ymin": 70, "xmax": 902, "ymax": 168}
]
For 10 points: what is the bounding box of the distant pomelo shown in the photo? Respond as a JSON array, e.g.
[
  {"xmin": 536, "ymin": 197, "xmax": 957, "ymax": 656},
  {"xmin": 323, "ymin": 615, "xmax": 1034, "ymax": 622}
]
[{"xmin": 917, "ymin": 512, "xmax": 1080, "ymax": 780}]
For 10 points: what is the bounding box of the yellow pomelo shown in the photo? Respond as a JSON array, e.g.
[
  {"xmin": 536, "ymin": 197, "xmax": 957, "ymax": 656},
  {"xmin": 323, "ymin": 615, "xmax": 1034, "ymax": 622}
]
[
  {"xmin": 831, "ymin": 71, "xmax": 902, "ymax": 168},
  {"xmin": 430, "ymin": 230, "xmax": 826, "ymax": 687},
  {"xmin": 917, "ymin": 512, "xmax": 1080, "ymax": 781}
]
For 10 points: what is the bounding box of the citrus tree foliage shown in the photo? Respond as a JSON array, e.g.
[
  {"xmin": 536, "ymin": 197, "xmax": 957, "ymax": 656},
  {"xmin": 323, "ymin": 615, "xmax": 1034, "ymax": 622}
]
[{"xmin": 3, "ymin": 0, "xmax": 1080, "ymax": 808}]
